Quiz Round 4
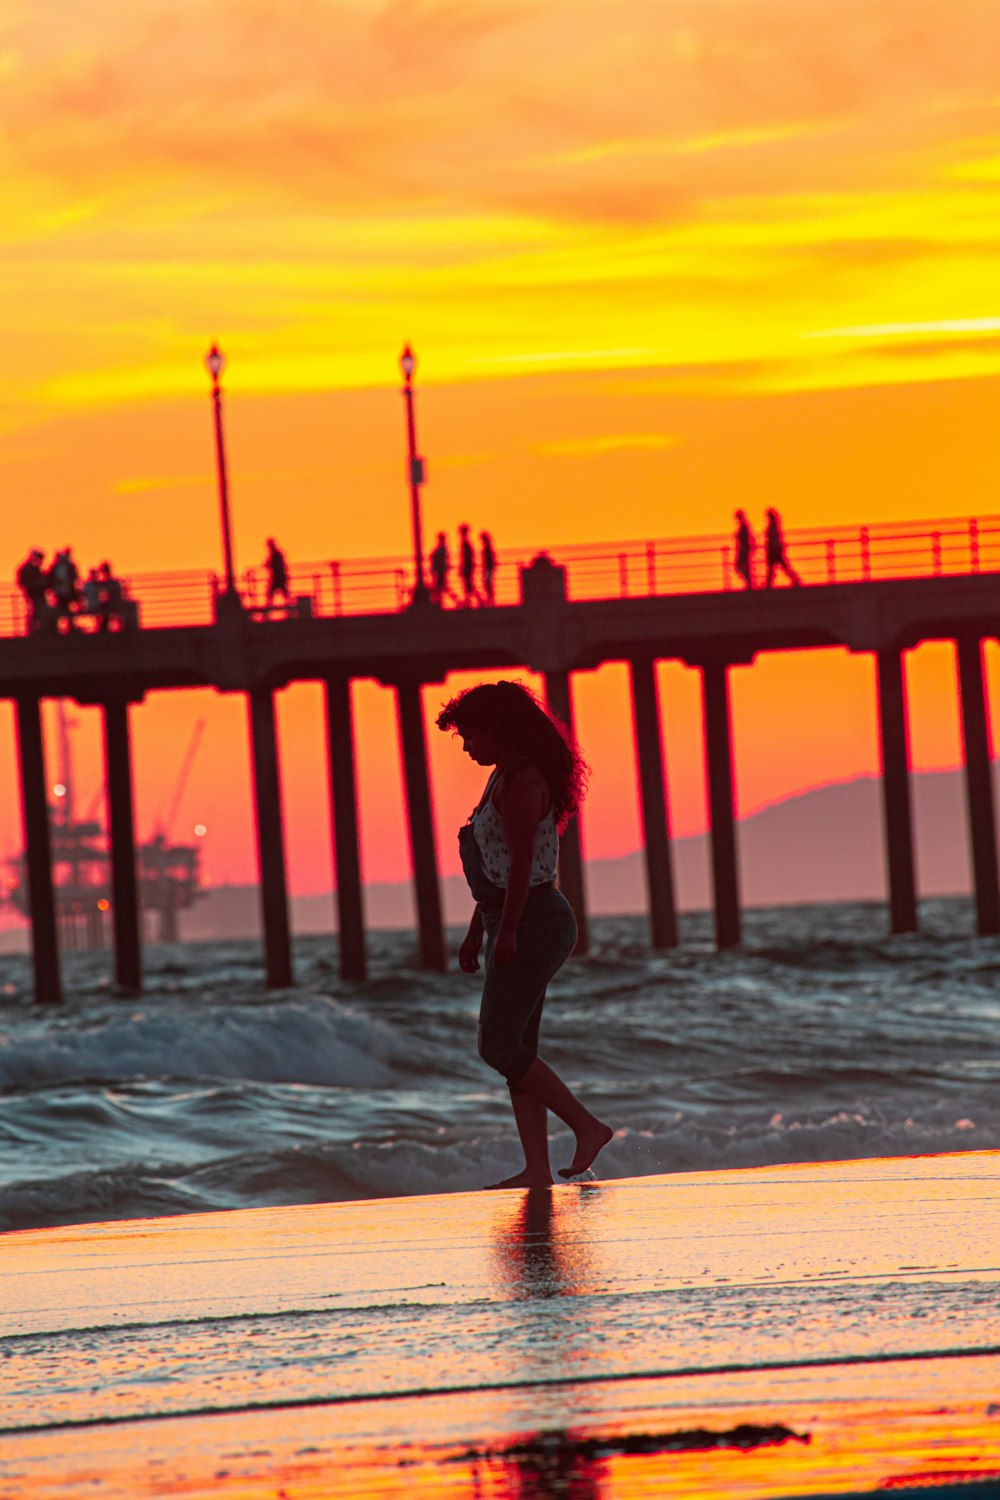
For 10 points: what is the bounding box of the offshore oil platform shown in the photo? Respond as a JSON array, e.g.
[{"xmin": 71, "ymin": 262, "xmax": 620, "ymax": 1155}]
[{"xmin": 3, "ymin": 709, "xmax": 206, "ymax": 950}]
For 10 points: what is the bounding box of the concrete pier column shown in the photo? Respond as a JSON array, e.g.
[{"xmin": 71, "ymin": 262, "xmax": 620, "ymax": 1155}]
[
  {"xmin": 701, "ymin": 662, "xmax": 741, "ymax": 948},
  {"xmin": 102, "ymin": 700, "xmax": 143, "ymax": 995},
  {"xmin": 543, "ymin": 669, "xmax": 589, "ymax": 955},
  {"xmin": 629, "ymin": 656, "xmax": 679, "ymax": 948},
  {"xmin": 247, "ymin": 687, "xmax": 294, "ymax": 987},
  {"xmin": 956, "ymin": 635, "xmax": 1000, "ymax": 936},
  {"xmin": 324, "ymin": 675, "xmax": 366, "ymax": 981},
  {"xmin": 14, "ymin": 697, "xmax": 62, "ymax": 1004},
  {"xmin": 875, "ymin": 649, "xmax": 918, "ymax": 933},
  {"xmin": 395, "ymin": 682, "xmax": 446, "ymax": 970}
]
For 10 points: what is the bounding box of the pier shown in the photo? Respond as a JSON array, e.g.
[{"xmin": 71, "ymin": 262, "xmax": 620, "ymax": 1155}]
[{"xmin": 2, "ymin": 512, "xmax": 999, "ymax": 1002}]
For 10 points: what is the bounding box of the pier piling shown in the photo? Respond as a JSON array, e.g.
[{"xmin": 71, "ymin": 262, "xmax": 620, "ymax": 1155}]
[
  {"xmin": 102, "ymin": 699, "xmax": 143, "ymax": 995},
  {"xmin": 956, "ymin": 635, "xmax": 1000, "ymax": 936},
  {"xmin": 395, "ymin": 682, "xmax": 446, "ymax": 970},
  {"xmin": 14, "ymin": 696, "xmax": 62, "ymax": 1004},
  {"xmin": 543, "ymin": 669, "xmax": 589, "ymax": 956},
  {"xmin": 324, "ymin": 676, "xmax": 366, "ymax": 981},
  {"xmin": 247, "ymin": 687, "xmax": 294, "ymax": 987},
  {"xmin": 629, "ymin": 656, "xmax": 678, "ymax": 948},
  {"xmin": 701, "ymin": 662, "xmax": 741, "ymax": 948},
  {"xmin": 876, "ymin": 648, "xmax": 918, "ymax": 933}
]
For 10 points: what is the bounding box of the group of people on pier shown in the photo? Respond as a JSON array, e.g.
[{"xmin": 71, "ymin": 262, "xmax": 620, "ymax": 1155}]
[
  {"xmin": 733, "ymin": 508, "xmax": 801, "ymax": 590},
  {"xmin": 429, "ymin": 525, "xmax": 497, "ymax": 607},
  {"xmin": 16, "ymin": 548, "xmax": 129, "ymax": 634}
]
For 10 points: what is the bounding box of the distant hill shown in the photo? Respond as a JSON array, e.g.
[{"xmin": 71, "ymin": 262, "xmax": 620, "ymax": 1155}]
[{"xmin": 178, "ymin": 763, "xmax": 986, "ymax": 940}]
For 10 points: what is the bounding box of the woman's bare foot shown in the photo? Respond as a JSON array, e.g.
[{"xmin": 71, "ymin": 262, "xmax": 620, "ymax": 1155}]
[
  {"xmin": 485, "ymin": 1168, "xmax": 554, "ymax": 1190},
  {"xmin": 558, "ymin": 1120, "xmax": 614, "ymax": 1179}
]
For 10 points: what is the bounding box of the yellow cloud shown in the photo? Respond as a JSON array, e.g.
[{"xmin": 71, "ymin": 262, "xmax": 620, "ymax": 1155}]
[{"xmin": 534, "ymin": 434, "xmax": 680, "ymax": 457}]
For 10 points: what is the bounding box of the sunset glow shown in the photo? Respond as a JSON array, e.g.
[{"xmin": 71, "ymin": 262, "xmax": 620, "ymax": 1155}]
[{"xmin": 2, "ymin": 0, "xmax": 1000, "ymax": 902}]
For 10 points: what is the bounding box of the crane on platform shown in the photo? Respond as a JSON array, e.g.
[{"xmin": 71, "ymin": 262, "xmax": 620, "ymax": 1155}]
[{"xmin": 155, "ymin": 717, "xmax": 207, "ymax": 841}]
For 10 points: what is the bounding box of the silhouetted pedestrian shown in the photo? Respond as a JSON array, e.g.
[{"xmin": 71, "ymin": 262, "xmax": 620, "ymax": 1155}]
[
  {"xmin": 429, "ymin": 532, "xmax": 454, "ymax": 606},
  {"xmin": 764, "ymin": 509, "xmax": 801, "ymax": 588},
  {"xmin": 82, "ymin": 567, "xmax": 103, "ymax": 625},
  {"xmin": 265, "ymin": 538, "xmax": 290, "ymax": 606},
  {"xmin": 48, "ymin": 548, "xmax": 80, "ymax": 631},
  {"xmin": 459, "ymin": 523, "xmax": 481, "ymax": 607},
  {"xmin": 481, "ymin": 531, "xmax": 497, "ymax": 605},
  {"xmin": 99, "ymin": 562, "xmax": 124, "ymax": 629},
  {"xmin": 733, "ymin": 510, "xmax": 754, "ymax": 590},
  {"xmin": 16, "ymin": 549, "xmax": 48, "ymax": 634}
]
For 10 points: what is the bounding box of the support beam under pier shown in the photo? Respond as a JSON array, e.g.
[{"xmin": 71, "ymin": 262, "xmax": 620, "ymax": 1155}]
[
  {"xmin": 324, "ymin": 676, "xmax": 366, "ymax": 981},
  {"xmin": 14, "ymin": 696, "xmax": 62, "ymax": 1004},
  {"xmin": 701, "ymin": 662, "xmax": 741, "ymax": 949},
  {"xmin": 395, "ymin": 683, "xmax": 446, "ymax": 970},
  {"xmin": 102, "ymin": 700, "xmax": 142, "ymax": 995},
  {"xmin": 629, "ymin": 656, "xmax": 678, "ymax": 949},
  {"xmin": 543, "ymin": 669, "xmax": 589, "ymax": 956},
  {"xmin": 247, "ymin": 687, "xmax": 294, "ymax": 987},
  {"xmin": 956, "ymin": 635, "xmax": 1000, "ymax": 936},
  {"xmin": 875, "ymin": 648, "xmax": 918, "ymax": 934}
]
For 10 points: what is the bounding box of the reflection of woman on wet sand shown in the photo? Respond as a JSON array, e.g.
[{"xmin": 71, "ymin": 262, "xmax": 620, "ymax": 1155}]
[{"xmin": 437, "ymin": 680, "xmax": 613, "ymax": 1189}]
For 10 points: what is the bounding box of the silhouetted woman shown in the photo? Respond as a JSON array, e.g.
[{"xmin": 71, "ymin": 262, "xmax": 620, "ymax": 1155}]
[
  {"xmin": 733, "ymin": 509, "xmax": 754, "ymax": 589},
  {"xmin": 764, "ymin": 508, "xmax": 801, "ymax": 587},
  {"xmin": 437, "ymin": 681, "xmax": 613, "ymax": 1189}
]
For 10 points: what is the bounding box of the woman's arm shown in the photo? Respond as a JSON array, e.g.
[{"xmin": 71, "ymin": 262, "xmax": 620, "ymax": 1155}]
[
  {"xmin": 458, "ymin": 904, "xmax": 484, "ymax": 972},
  {"xmin": 493, "ymin": 765, "xmax": 547, "ymax": 967}
]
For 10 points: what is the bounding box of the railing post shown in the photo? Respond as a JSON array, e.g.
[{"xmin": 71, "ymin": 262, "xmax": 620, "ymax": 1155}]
[
  {"xmin": 330, "ymin": 561, "xmax": 343, "ymax": 614},
  {"xmin": 860, "ymin": 526, "xmax": 871, "ymax": 582},
  {"xmin": 618, "ymin": 553, "xmax": 628, "ymax": 596},
  {"xmin": 932, "ymin": 532, "xmax": 942, "ymax": 576},
  {"xmin": 826, "ymin": 538, "xmax": 836, "ymax": 584},
  {"xmin": 969, "ymin": 519, "xmax": 980, "ymax": 573},
  {"xmin": 646, "ymin": 542, "xmax": 656, "ymax": 596}
]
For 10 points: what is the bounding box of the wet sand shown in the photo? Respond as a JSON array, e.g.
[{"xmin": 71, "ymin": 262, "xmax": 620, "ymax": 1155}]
[{"xmin": 2, "ymin": 1153, "xmax": 999, "ymax": 1498}]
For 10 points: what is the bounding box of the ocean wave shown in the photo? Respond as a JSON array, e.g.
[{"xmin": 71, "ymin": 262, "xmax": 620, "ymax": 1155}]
[
  {"xmin": 0, "ymin": 996, "xmax": 429, "ymax": 1093},
  {"xmin": 2, "ymin": 904, "xmax": 1000, "ymax": 1231}
]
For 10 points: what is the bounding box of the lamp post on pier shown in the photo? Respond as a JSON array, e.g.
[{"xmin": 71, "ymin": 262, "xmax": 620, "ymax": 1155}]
[
  {"xmin": 399, "ymin": 345, "xmax": 430, "ymax": 606},
  {"xmin": 205, "ymin": 343, "xmax": 241, "ymax": 615}
]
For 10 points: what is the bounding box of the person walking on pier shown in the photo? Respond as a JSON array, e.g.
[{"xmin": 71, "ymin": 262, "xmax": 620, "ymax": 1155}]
[
  {"xmin": 48, "ymin": 548, "xmax": 80, "ymax": 631},
  {"xmin": 429, "ymin": 531, "xmax": 454, "ymax": 607},
  {"xmin": 16, "ymin": 549, "xmax": 48, "ymax": 633},
  {"xmin": 458, "ymin": 523, "xmax": 482, "ymax": 607},
  {"xmin": 98, "ymin": 561, "xmax": 125, "ymax": 630},
  {"xmin": 733, "ymin": 510, "xmax": 755, "ymax": 589},
  {"xmin": 764, "ymin": 508, "xmax": 802, "ymax": 588},
  {"xmin": 480, "ymin": 530, "xmax": 497, "ymax": 605},
  {"xmin": 438, "ymin": 680, "xmax": 613, "ymax": 1189},
  {"xmin": 265, "ymin": 538, "xmax": 290, "ymax": 607}
]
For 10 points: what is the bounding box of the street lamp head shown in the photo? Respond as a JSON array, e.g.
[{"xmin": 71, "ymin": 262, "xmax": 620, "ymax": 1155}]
[
  {"xmin": 205, "ymin": 344, "xmax": 225, "ymax": 382},
  {"xmin": 399, "ymin": 344, "xmax": 416, "ymax": 383}
]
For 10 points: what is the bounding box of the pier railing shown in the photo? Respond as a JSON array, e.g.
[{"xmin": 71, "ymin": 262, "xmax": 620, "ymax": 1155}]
[{"xmin": 3, "ymin": 513, "xmax": 999, "ymax": 636}]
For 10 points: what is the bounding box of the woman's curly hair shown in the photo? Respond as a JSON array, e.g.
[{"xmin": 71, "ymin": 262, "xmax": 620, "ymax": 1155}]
[{"xmin": 436, "ymin": 679, "xmax": 588, "ymax": 830}]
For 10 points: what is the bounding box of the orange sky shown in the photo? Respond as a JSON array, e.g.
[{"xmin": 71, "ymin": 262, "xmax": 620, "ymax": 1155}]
[{"xmin": 2, "ymin": 0, "xmax": 1000, "ymax": 908}]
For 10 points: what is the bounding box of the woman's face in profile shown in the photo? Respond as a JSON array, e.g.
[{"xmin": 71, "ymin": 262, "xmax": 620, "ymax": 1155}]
[{"xmin": 459, "ymin": 722, "xmax": 505, "ymax": 766}]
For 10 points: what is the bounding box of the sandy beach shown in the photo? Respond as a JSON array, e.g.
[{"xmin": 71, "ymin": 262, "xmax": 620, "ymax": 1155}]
[{"xmin": 2, "ymin": 1151, "xmax": 999, "ymax": 1497}]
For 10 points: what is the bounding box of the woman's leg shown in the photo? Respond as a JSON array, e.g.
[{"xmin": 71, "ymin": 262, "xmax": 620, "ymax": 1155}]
[
  {"xmin": 516, "ymin": 1057, "xmax": 614, "ymax": 1178},
  {"xmin": 486, "ymin": 1093, "xmax": 553, "ymax": 1189}
]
